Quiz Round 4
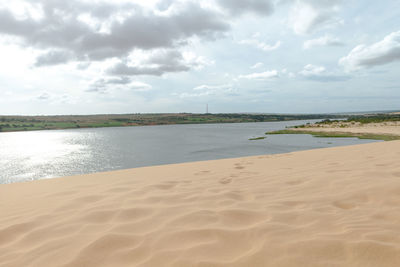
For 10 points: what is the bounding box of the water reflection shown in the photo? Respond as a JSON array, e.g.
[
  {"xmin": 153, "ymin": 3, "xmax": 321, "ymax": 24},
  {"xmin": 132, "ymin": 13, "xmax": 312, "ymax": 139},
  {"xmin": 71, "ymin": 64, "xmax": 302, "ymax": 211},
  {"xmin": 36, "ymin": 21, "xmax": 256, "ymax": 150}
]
[{"xmin": 0, "ymin": 131, "xmax": 87, "ymax": 183}]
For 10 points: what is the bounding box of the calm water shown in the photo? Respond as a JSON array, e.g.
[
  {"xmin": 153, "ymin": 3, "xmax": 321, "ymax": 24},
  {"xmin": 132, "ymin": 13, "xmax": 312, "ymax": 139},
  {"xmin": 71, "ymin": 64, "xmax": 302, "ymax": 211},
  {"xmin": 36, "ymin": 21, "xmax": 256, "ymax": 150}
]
[{"xmin": 0, "ymin": 120, "xmax": 378, "ymax": 184}]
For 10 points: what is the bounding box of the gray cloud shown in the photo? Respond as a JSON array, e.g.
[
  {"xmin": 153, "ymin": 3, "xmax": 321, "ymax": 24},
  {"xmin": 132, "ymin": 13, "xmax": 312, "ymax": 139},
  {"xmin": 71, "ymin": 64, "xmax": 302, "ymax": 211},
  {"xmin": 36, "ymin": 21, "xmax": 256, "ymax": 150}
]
[
  {"xmin": 87, "ymin": 77, "xmax": 132, "ymax": 92},
  {"xmin": 108, "ymin": 49, "xmax": 208, "ymax": 76},
  {"xmin": 128, "ymin": 82, "xmax": 152, "ymax": 92},
  {"xmin": 108, "ymin": 63, "xmax": 185, "ymax": 76},
  {"xmin": 86, "ymin": 79, "xmax": 108, "ymax": 93},
  {"xmin": 0, "ymin": 1, "xmax": 229, "ymax": 66},
  {"xmin": 106, "ymin": 77, "xmax": 132, "ymax": 85},
  {"xmin": 79, "ymin": 3, "xmax": 229, "ymax": 58},
  {"xmin": 217, "ymin": 0, "xmax": 274, "ymax": 16},
  {"xmin": 37, "ymin": 92, "xmax": 50, "ymax": 100},
  {"xmin": 35, "ymin": 50, "xmax": 75, "ymax": 67},
  {"xmin": 86, "ymin": 77, "xmax": 151, "ymax": 93}
]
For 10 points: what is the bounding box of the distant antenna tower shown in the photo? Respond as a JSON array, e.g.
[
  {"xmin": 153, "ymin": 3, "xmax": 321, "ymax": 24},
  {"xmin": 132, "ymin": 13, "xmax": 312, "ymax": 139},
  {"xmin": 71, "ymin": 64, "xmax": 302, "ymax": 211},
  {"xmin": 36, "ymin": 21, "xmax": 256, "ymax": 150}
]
[{"xmin": 206, "ymin": 103, "xmax": 209, "ymax": 114}]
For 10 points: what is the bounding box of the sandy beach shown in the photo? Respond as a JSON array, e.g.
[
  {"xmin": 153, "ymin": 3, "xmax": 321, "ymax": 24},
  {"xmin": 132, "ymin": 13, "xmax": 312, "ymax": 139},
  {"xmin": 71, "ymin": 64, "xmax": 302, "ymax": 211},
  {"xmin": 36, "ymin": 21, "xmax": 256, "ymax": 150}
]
[
  {"xmin": 1, "ymin": 141, "xmax": 400, "ymax": 266},
  {"xmin": 291, "ymin": 121, "xmax": 400, "ymax": 137}
]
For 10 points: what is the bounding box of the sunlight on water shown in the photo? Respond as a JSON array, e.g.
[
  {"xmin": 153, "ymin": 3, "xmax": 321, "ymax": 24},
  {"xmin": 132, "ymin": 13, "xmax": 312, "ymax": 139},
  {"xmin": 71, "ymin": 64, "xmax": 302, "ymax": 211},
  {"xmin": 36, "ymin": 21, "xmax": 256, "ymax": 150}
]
[
  {"xmin": 1, "ymin": 131, "xmax": 81, "ymax": 162},
  {"xmin": 0, "ymin": 130, "xmax": 87, "ymax": 183}
]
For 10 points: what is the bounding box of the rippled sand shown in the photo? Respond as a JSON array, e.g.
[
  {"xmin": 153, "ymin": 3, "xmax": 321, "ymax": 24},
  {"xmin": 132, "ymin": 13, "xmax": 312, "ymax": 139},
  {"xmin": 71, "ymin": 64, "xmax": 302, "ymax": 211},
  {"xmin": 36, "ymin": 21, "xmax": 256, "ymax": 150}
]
[{"xmin": 1, "ymin": 141, "xmax": 400, "ymax": 266}]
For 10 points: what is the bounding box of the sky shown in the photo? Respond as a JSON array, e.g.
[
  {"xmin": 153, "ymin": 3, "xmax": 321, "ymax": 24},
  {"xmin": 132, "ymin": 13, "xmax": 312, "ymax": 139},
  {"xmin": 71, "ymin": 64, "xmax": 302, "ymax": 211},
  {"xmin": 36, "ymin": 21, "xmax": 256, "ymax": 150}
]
[{"xmin": 0, "ymin": 0, "xmax": 399, "ymax": 115}]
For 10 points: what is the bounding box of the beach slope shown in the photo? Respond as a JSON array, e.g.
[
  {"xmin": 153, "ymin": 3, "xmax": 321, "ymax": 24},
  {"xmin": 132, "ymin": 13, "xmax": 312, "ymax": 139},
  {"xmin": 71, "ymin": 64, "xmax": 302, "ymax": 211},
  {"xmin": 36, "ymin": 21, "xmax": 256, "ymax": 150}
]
[{"xmin": 1, "ymin": 141, "xmax": 400, "ymax": 266}]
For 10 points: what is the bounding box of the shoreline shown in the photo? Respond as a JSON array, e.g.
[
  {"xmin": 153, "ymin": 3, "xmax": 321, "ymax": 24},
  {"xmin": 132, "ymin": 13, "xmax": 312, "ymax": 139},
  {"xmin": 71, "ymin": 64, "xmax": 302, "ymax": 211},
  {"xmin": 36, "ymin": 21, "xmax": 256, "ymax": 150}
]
[
  {"xmin": 266, "ymin": 121, "xmax": 400, "ymax": 141},
  {"xmin": 267, "ymin": 129, "xmax": 400, "ymax": 141},
  {"xmin": 2, "ymin": 141, "xmax": 400, "ymax": 266}
]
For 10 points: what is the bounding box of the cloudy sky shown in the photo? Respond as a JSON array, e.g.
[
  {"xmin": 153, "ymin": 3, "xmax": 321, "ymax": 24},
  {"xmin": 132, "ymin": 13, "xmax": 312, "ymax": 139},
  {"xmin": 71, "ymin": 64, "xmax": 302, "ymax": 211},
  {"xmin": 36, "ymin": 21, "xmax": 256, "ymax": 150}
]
[{"xmin": 0, "ymin": 0, "xmax": 399, "ymax": 115}]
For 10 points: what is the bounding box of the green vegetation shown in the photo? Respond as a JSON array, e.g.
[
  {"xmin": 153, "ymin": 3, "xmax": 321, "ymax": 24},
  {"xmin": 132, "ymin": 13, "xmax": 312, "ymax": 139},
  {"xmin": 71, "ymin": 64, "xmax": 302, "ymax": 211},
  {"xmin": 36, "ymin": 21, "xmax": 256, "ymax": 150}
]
[
  {"xmin": 249, "ymin": 136, "xmax": 266, "ymax": 141},
  {"xmin": 0, "ymin": 113, "xmax": 342, "ymax": 133},
  {"xmin": 316, "ymin": 114, "xmax": 400, "ymax": 125},
  {"xmin": 266, "ymin": 129, "xmax": 400, "ymax": 141}
]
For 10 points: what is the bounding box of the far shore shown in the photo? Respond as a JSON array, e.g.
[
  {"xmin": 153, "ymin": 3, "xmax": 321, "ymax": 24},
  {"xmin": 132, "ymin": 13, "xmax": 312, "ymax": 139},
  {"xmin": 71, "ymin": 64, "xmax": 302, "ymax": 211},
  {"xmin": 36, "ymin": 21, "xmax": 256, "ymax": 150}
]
[{"xmin": 0, "ymin": 113, "xmax": 341, "ymax": 133}]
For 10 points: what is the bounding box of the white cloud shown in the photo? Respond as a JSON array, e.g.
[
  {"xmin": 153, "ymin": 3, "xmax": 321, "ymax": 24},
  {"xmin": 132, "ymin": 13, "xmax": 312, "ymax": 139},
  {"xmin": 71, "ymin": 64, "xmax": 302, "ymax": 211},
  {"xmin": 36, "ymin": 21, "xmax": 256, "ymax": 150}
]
[
  {"xmin": 87, "ymin": 77, "xmax": 152, "ymax": 93},
  {"xmin": 299, "ymin": 64, "xmax": 326, "ymax": 76},
  {"xmin": 280, "ymin": 68, "xmax": 296, "ymax": 78},
  {"xmin": 250, "ymin": 62, "xmax": 264, "ymax": 69},
  {"xmin": 288, "ymin": 0, "xmax": 343, "ymax": 35},
  {"xmin": 239, "ymin": 39, "xmax": 281, "ymax": 51},
  {"xmin": 239, "ymin": 70, "xmax": 278, "ymax": 80},
  {"xmin": 179, "ymin": 83, "xmax": 235, "ymax": 98},
  {"xmin": 216, "ymin": 0, "xmax": 274, "ymax": 16},
  {"xmin": 193, "ymin": 84, "xmax": 232, "ymax": 91},
  {"xmin": 303, "ymin": 35, "xmax": 344, "ymax": 49},
  {"xmin": 299, "ymin": 64, "xmax": 349, "ymax": 82},
  {"xmin": 129, "ymin": 81, "xmax": 153, "ymax": 91},
  {"xmin": 339, "ymin": 31, "xmax": 400, "ymax": 71},
  {"xmin": 182, "ymin": 51, "xmax": 215, "ymax": 70}
]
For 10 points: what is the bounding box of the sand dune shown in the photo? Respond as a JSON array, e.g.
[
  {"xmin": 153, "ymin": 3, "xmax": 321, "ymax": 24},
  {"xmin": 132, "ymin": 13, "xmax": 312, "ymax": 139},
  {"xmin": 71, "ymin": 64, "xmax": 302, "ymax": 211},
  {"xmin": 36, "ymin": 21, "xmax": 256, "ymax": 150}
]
[{"xmin": 2, "ymin": 141, "xmax": 400, "ymax": 266}]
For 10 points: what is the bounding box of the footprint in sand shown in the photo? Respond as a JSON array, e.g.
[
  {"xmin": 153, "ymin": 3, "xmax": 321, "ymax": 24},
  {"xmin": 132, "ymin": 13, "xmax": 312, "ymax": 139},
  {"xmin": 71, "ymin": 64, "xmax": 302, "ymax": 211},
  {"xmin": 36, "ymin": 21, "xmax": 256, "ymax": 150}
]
[
  {"xmin": 234, "ymin": 163, "xmax": 245, "ymax": 170},
  {"xmin": 74, "ymin": 195, "xmax": 105, "ymax": 204},
  {"xmin": 194, "ymin": 170, "xmax": 211, "ymax": 176},
  {"xmin": 106, "ymin": 187, "xmax": 132, "ymax": 193},
  {"xmin": 219, "ymin": 177, "xmax": 232, "ymax": 184},
  {"xmin": 333, "ymin": 201, "xmax": 356, "ymax": 210},
  {"xmin": 376, "ymin": 163, "xmax": 388, "ymax": 167},
  {"xmin": 332, "ymin": 195, "xmax": 369, "ymax": 210},
  {"xmin": 286, "ymin": 180, "xmax": 304, "ymax": 186},
  {"xmin": 152, "ymin": 182, "xmax": 177, "ymax": 190}
]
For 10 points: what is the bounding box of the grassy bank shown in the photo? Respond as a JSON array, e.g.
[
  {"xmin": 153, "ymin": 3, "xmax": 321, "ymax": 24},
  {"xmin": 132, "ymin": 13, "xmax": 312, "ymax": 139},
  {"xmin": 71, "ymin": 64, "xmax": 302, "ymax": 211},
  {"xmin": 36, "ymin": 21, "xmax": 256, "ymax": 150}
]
[
  {"xmin": 266, "ymin": 129, "xmax": 400, "ymax": 141},
  {"xmin": 249, "ymin": 136, "xmax": 266, "ymax": 141}
]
